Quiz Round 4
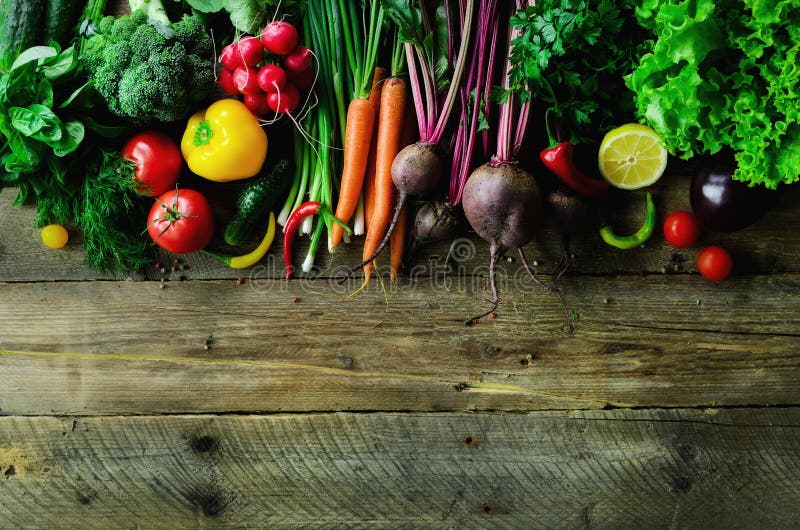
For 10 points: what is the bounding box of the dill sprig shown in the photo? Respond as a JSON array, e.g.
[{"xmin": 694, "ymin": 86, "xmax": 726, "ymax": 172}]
[{"xmin": 74, "ymin": 150, "xmax": 154, "ymax": 274}]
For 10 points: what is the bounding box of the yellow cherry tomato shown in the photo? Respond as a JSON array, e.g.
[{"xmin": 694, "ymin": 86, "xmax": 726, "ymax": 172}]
[{"xmin": 41, "ymin": 224, "xmax": 69, "ymax": 249}]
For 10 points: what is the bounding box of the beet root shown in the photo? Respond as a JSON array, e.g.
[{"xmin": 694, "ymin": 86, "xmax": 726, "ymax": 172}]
[
  {"xmin": 462, "ymin": 162, "xmax": 541, "ymax": 250},
  {"xmin": 546, "ymin": 187, "xmax": 588, "ymax": 238},
  {"xmin": 413, "ymin": 201, "xmax": 461, "ymax": 243},
  {"xmin": 392, "ymin": 142, "xmax": 443, "ymax": 196},
  {"xmin": 461, "ymin": 161, "xmax": 544, "ymax": 325}
]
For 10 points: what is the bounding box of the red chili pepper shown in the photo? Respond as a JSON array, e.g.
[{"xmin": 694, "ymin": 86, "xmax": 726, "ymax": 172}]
[
  {"xmin": 283, "ymin": 201, "xmax": 351, "ymax": 279},
  {"xmin": 540, "ymin": 142, "xmax": 609, "ymax": 197}
]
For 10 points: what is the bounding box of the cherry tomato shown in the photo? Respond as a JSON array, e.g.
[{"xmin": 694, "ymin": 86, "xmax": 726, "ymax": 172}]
[
  {"xmin": 147, "ymin": 189, "xmax": 214, "ymax": 254},
  {"xmin": 663, "ymin": 210, "xmax": 701, "ymax": 248},
  {"xmin": 41, "ymin": 224, "xmax": 69, "ymax": 249},
  {"xmin": 121, "ymin": 131, "xmax": 183, "ymax": 197},
  {"xmin": 696, "ymin": 245, "xmax": 732, "ymax": 281}
]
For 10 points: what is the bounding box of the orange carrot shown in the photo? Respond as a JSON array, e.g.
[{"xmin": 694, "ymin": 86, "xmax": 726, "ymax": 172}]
[
  {"xmin": 389, "ymin": 91, "xmax": 417, "ymax": 283},
  {"xmin": 363, "ymin": 67, "xmax": 388, "ymax": 231},
  {"xmin": 330, "ymin": 97, "xmax": 376, "ymax": 248},
  {"xmin": 389, "ymin": 203, "xmax": 408, "ymax": 282},
  {"xmin": 361, "ymin": 77, "xmax": 407, "ymax": 283}
]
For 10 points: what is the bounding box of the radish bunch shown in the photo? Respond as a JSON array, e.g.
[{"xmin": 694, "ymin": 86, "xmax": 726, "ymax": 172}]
[{"xmin": 217, "ymin": 21, "xmax": 314, "ymax": 117}]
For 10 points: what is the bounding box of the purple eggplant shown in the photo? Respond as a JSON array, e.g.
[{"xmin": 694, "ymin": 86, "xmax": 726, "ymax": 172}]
[{"xmin": 690, "ymin": 152, "xmax": 780, "ymax": 232}]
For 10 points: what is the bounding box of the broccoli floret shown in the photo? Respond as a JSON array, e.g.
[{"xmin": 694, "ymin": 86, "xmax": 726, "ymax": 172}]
[
  {"xmin": 81, "ymin": 8, "xmax": 214, "ymax": 124},
  {"xmin": 129, "ymin": 0, "xmax": 170, "ymax": 26}
]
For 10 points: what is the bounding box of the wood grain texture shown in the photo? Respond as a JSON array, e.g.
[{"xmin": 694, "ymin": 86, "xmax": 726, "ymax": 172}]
[
  {"xmin": 2, "ymin": 274, "xmax": 798, "ymax": 414},
  {"xmin": 1, "ymin": 409, "xmax": 798, "ymax": 528},
  {"xmin": 2, "ymin": 173, "xmax": 798, "ymax": 282}
]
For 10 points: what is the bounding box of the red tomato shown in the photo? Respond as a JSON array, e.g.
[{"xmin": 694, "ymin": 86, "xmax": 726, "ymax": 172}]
[
  {"xmin": 147, "ymin": 189, "xmax": 214, "ymax": 254},
  {"xmin": 663, "ymin": 210, "xmax": 701, "ymax": 248},
  {"xmin": 696, "ymin": 245, "xmax": 732, "ymax": 281},
  {"xmin": 121, "ymin": 131, "xmax": 182, "ymax": 197}
]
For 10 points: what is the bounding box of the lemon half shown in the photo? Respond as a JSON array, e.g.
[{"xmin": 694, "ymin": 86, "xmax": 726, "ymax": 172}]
[{"xmin": 598, "ymin": 123, "xmax": 668, "ymax": 190}]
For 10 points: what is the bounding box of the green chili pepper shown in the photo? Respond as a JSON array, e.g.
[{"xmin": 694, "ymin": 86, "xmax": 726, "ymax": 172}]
[{"xmin": 599, "ymin": 192, "xmax": 656, "ymax": 250}]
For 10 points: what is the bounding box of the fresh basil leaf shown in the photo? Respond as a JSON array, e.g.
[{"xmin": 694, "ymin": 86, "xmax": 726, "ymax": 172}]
[
  {"xmin": 83, "ymin": 116, "xmax": 132, "ymax": 139},
  {"xmin": 36, "ymin": 79, "xmax": 54, "ymax": 108},
  {"xmin": 52, "ymin": 121, "xmax": 84, "ymax": 156},
  {"xmin": 41, "ymin": 46, "xmax": 78, "ymax": 81},
  {"xmin": 4, "ymin": 133, "xmax": 42, "ymax": 173},
  {"xmin": 58, "ymin": 81, "xmax": 92, "ymax": 109},
  {"xmin": 9, "ymin": 106, "xmax": 49, "ymax": 136},
  {"xmin": 10, "ymin": 46, "xmax": 58, "ymax": 71},
  {"xmin": 1, "ymin": 65, "xmax": 38, "ymax": 107}
]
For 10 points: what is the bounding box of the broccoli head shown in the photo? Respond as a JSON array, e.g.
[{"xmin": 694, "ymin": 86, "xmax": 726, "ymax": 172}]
[{"xmin": 82, "ymin": 10, "xmax": 215, "ymax": 124}]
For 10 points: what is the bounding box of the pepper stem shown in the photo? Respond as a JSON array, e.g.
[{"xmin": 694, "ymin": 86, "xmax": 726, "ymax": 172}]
[
  {"xmin": 193, "ymin": 121, "xmax": 213, "ymax": 147},
  {"xmin": 200, "ymin": 249, "xmax": 231, "ymax": 266}
]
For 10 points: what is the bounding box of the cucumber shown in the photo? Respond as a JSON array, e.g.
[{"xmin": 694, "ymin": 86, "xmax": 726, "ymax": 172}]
[
  {"xmin": 0, "ymin": 0, "xmax": 45, "ymax": 71},
  {"xmin": 224, "ymin": 159, "xmax": 293, "ymax": 246},
  {"xmin": 43, "ymin": 0, "xmax": 85, "ymax": 46}
]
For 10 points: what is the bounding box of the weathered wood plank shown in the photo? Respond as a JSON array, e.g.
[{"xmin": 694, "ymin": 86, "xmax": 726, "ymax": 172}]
[
  {"xmin": 2, "ymin": 275, "xmax": 798, "ymax": 414},
  {"xmin": 2, "ymin": 173, "xmax": 798, "ymax": 282},
  {"xmin": 0, "ymin": 409, "xmax": 798, "ymax": 528}
]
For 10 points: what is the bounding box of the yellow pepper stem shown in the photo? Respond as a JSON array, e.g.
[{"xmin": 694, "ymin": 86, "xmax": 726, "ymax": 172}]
[{"xmin": 193, "ymin": 121, "xmax": 213, "ymax": 147}]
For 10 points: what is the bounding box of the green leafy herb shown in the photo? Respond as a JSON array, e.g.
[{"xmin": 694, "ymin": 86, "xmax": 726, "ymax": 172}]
[
  {"xmin": 507, "ymin": 0, "xmax": 647, "ymax": 145},
  {"xmin": 186, "ymin": 0, "xmax": 301, "ymax": 34},
  {"xmin": 626, "ymin": 0, "xmax": 800, "ymax": 188},
  {"xmin": 75, "ymin": 151, "xmax": 153, "ymax": 273}
]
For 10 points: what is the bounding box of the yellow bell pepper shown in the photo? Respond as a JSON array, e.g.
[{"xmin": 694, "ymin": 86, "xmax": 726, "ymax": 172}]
[{"xmin": 181, "ymin": 99, "xmax": 268, "ymax": 182}]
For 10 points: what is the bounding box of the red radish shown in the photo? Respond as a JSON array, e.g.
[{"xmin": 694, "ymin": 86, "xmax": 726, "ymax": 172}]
[
  {"xmin": 219, "ymin": 42, "xmax": 242, "ymax": 70},
  {"xmin": 244, "ymin": 92, "xmax": 270, "ymax": 116},
  {"xmin": 232, "ymin": 66, "xmax": 261, "ymax": 96},
  {"xmin": 237, "ymin": 36, "xmax": 265, "ymax": 66},
  {"xmin": 289, "ymin": 65, "xmax": 315, "ymax": 91},
  {"xmin": 261, "ymin": 21, "xmax": 299, "ymax": 56},
  {"xmin": 266, "ymin": 83, "xmax": 300, "ymax": 113},
  {"xmin": 257, "ymin": 64, "xmax": 287, "ymax": 94},
  {"xmin": 218, "ymin": 69, "xmax": 238, "ymax": 95},
  {"xmin": 244, "ymin": 93, "xmax": 270, "ymax": 116},
  {"xmin": 283, "ymin": 45, "xmax": 312, "ymax": 73}
]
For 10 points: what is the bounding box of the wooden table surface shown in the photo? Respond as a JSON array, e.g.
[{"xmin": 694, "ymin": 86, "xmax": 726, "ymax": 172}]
[{"xmin": 2, "ymin": 172, "xmax": 799, "ymax": 528}]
